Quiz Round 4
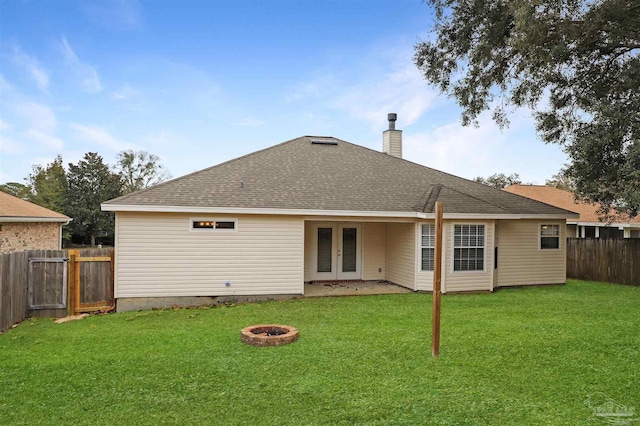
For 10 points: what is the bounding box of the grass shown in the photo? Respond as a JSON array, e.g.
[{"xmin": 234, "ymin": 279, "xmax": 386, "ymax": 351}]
[{"xmin": 1, "ymin": 280, "xmax": 638, "ymax": 425}]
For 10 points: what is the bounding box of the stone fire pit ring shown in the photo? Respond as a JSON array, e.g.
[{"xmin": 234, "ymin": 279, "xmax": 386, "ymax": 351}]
[{"xmin": 241, "ymin": 324, "xmax": 299, "ymax": 347}]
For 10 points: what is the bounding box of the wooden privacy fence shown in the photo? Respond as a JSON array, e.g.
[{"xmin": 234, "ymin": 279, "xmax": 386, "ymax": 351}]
[
  {"xmin": 0, "ymin": 248, "xmax": 114, "ymax": 333},
  {"xmin": 567, "ymin": 238, "xmax": 640, "ymax": 286}
]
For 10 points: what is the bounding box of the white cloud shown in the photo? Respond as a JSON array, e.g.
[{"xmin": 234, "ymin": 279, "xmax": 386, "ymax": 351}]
[
  {"xmin": 10, "ymin": 45, "xmax": 49, "ymax": 92},
  {"xmin": 404, "ymin": 116, "xmax": 507, "ymax": 179},
  {"xmin": 59, "ymin": 37, "xmax": 102, "ymax": 93},
  {"xmin": 68, "ymin": 123, "xmax": 132, "ymax": 152},
  {"xmin": 0, "ymin": 134, "xmax": 22, "ymax": 154},
  {"xmin": 15, "ymin": 101, "xmax": 58, "ymax": 133},
  {"xmin": 403, "ymin": 107, "xmax": 568, "ymax": 184},
  {"xmin": 25, "ymin": 129, "xmax": 64, "ymax": 150},
  {"xmin": 0, "ymin": 119, "xmax": 10, "ymax": 132},
  {"xmin": 285, "ymin": 45, "xmax": 438, "ymax": 131},
  {"xmin": 81, "ymin": 0, "xmax": 142, "ymax": 29},
  {"xmin": 333, "ymin": 60, "xmax": 438, "ymax": 129},
  {"xmin": 230, "ymin": 118, "xmax": 266, "ymax": 127},
  {"xmin": 112, "ymin": 84, "xmax": 139, "ymax": 100},
  {"xmin": 0, "ymin": 73, "xmax": 16, "ymax": 96}
]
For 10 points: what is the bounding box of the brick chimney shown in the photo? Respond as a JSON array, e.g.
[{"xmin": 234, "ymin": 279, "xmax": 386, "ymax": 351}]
[{"xmin": 383, "ymin": 113, "xmax": 402, "ymax": 158}]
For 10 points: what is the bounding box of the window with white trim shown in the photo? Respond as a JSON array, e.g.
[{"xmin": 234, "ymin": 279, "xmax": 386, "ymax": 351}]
[
  {"xmin": 453, "ymin": 224, "xmax": 485, "ymax": 271},
  {"xmin": 421, "ymin": 224, "xmax": 435, "ymax": 271},
  {"xmin": 540, "ymin": 224, "xmax": 560, "ymax": 249},
  {"xmin": 191, "ymin": 219, "xmax": 237, "ymax": 232}
]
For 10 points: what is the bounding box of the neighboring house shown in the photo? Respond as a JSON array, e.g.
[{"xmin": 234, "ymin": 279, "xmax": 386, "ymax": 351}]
[
  {"xmin": 503, "ymin": 185, "xmax": 640, "ymax": 239},
  {"xmin": 0, "ymin": 192, "xmax": 71, "ymax": 254},
  {"xmin": 102, "ymin": 115, "xmax": 578, "ymax": 311}
]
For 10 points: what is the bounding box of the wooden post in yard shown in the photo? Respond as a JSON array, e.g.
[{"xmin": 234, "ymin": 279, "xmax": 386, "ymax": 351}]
[
  {"xmin": 67, "ymin": 250, "xmax": 76, "ymax": 316},
  {"xmin": 74, "ymin": 251, "xmax": 81, "ymax": 315},
  {"xmin": 432, "ymin": 201, "xmax": 444, "ymax": 357}
]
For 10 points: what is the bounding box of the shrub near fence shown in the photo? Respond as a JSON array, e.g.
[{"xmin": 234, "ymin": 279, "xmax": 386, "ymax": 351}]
[{"xmin": 567, "ymin": 238, "xmax": 640, "ymax": 286}]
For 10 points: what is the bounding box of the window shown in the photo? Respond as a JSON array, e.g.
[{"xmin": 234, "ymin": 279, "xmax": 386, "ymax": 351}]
[
  {"xmin": 540, "ymin": 224, "xmax": 560, "ymax": 249},
  {"xmin": 191, "ymin": 219, "xmax": 237, "ymax": 232},
  {"xmin": 453, "ymin": 224, "xmax": 485, "ymax": 271},
  {"xmin": 421, "ymin": 224, "xmax": 435, "ymax": 271},
  {"xmin": 214, "ymin": 221, "xmax": 236, "ymax": 230}
]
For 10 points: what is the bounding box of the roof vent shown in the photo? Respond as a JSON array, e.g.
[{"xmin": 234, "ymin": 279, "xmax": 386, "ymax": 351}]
[
  {"xmin": 387, "ymin": 113, "xmax": 397, "ymax": 130},
  {"xmin": 310, "ymin": 139, "xmax": 338, "ymax": 145}
]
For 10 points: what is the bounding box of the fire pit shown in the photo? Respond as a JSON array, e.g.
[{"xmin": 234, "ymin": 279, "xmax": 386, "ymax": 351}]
[{"xmin": 241, "ymin": 324, "xmax": 299, "ymax": 347}]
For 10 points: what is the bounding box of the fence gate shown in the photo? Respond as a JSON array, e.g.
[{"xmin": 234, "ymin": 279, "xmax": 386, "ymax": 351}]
[
  {"xmin": 68, "ymin": 249, "xmax": 115, "ymax": 314},
  {"xmin": 28, "ymin": 257, "xmax": 68, "ymax": 309}
]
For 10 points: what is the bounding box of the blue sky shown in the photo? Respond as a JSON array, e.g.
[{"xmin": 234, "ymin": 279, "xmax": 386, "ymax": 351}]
[{"xmin": 0, "ymin": 0, "xmax": 568, "ymax": 186}]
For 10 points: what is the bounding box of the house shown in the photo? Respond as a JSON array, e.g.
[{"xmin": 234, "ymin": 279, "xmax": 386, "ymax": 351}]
[
  {"xmin": 0, "ymin": 192, "xmax": 71, "ymax": 254},
  {"xmin": 102, "ymin": 114, "xmax": 578, "ymax": 311},
  {"xmin": 503, "ymin": 185, "xmax": 640, "ymax": 238}
]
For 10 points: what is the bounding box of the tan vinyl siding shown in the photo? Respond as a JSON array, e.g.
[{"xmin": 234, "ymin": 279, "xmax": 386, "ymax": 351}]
[
  {"xmin": 444, "ymin": 220, "xmax": 494, "ymax": 292},
  {"xmin": 566, "ymin": 224, "xmax": 578, "ymax": 238},
  {"xmin": 385, "ymin": 222, "xmax": 415, "ymax": 289},
  {"xmin": 496, "ymin": 219, "xmax": 566, "ymax": 287},
  {"xmin": 382, "ymin": 129, "xmax": 402, "ymax": 158},
  {"xmin": 362, "ymin": 222, "xmax": 385, "ymax": 280},
  {"xmin": 115, "ymin": 212, "xmax": 304, "ymax": 298}
]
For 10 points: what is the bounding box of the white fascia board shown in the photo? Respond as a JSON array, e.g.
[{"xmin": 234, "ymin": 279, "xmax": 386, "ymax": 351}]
[
  {"xmin": 102, "ymin": 204, "xmax": 425, "ymax": 218},
  {"xmin": 101, "ymin": 203, "xmax": 579, "ymax": 220},
  {"xmin": 441, "ymin": 213, "xmax": 577, "ymax": 220},
  {"xmin": 572, "ymin": 221, "xmax": 640, "ymax": 228},
  {"xmin": 0, "ymin": 217, "xmax": 71, "ymax": 223}
]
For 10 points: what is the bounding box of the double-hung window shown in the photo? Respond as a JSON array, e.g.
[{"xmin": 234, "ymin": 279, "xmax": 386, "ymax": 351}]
[
  {"xmin": 421, "ymin": 224, "xmax": 435, "ymax": 271},
  {"xmin": 453, "ymin": 224, "xmax": 485, "ymax": 271},
  {"xmin": 540, "ymin": 224, "xmax": 560, "ymax": 249}
]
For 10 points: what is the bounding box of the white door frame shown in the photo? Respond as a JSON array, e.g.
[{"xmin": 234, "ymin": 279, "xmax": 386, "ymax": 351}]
[{"xmin": 310, "ymin": 222, "xmax": 362, "ymax": 281}]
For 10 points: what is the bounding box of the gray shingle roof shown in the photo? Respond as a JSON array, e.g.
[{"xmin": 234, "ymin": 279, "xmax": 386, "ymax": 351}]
[{"xmin": 103, "ymin": 136, "xmax": 575, "ymax": 216}]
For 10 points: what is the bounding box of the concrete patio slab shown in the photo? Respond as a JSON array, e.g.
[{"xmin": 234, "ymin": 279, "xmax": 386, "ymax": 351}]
[{"xmin": 304, "ymin": 280, "xmax": 412, "ymax": 297}]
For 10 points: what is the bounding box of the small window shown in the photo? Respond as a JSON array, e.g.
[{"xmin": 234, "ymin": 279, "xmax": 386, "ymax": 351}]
[
  {"xmin": 421, "ymin": 224, "xmax": 435, "ymax": 271},
  {"xmin": 193, "ymin": 221, "xmax": 214, "ymax": 229},
  {"xmin": 453, "ymin": 224, "xmax": 485, "ymax": 271},
  {"xmin": 215, "ymin": 221, "xmax": 235, "ymax": 230},
  {"xmin": 191, "ymin": 219, "xmax": 237, "ymax": 232},
  {"xmin": 540, "ymin": 224, "xmax": 560, "ymax": 249}
]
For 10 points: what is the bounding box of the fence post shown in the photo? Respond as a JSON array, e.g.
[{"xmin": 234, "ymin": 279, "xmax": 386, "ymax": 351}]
[
  {"xmin": 67, "ymin": 251, "xmax": 75, "ymax": 316},
  {"xmin": 74, "ymin": 251, "xmax": 81, "ymax": 315}
]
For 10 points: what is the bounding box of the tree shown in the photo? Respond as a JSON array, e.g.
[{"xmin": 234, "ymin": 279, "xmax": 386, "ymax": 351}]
[
  {"xmin": 66, "ymin": 153, "xmax": 122, "ymax": 246},
  {"xmin": 414, "ymin": 0, "xmax": 640, "ymax": 217},
  {"xmin": 474, "ymin": 173, "xmax": 522, "ymax": 189},
  {"xmin": 27, "ymin": 155, "xmax": 67, "ymax": 213},
  {"xmin": 115, "ymin": 150, "xmax": 171, "ymax": 194},
  {"xmin": 545, "ymin": 169, "xmax": 575, "ymax": 192},
  {"xmin": 0, "ymin": 182, "xmax": 32, "ymax": 199}
]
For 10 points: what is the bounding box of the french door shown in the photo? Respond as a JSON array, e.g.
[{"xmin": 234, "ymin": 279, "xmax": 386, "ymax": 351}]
[{"xmin": 311, "ymin": 223, "xmax": 361, "ymax": 280}]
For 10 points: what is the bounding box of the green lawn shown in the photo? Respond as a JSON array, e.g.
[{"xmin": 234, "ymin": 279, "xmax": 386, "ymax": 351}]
[{"xmin": 1, "ymin": 280, "xmax": 638, "ymax": 425}]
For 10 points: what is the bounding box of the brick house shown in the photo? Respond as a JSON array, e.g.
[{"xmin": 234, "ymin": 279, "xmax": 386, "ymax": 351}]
[{"xmin": 0, "ymin": 192, "xmax": 71, "ymax": 254}]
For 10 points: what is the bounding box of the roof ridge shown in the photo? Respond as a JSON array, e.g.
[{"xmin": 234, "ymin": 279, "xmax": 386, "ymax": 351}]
[{"xmin": 423, "ymin": 184, "xmax": 442, "ymax": 213}]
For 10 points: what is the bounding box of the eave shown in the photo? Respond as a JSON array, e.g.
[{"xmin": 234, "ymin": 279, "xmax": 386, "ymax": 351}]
[
  {"xmin": 0, "ymin": 216, "xmax": 71, "ymax": 224},
  {"xmin": 101, "ymin": 203, "xmax": 578, "ymax": 220}
]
